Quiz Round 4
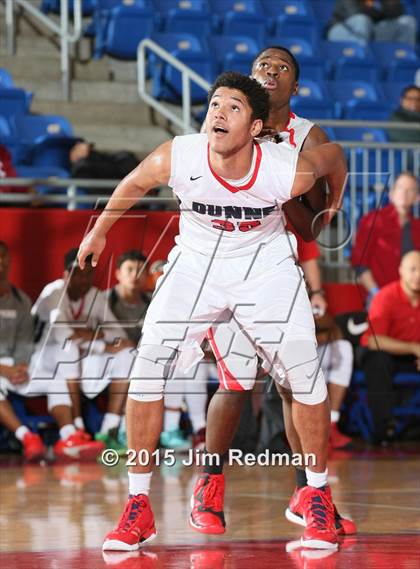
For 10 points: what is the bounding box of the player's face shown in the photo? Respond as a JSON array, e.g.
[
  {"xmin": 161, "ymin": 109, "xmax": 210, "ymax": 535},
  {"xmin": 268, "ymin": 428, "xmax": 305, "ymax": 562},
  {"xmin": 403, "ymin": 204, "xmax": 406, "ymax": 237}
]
[
  {"xmin": 0, "ymin": 245, "xmax": 10, "ymax": 281},
  {"xmin": 400, "ymin": 253, "xmax": 420, "ymax": 293},
  {"xmin": 66, "ymin": 265, "xmax": 94, "ymax": 298},
  {"xmin": 116, "ymin": 260, "xmax": 147, "ymax": 292},
  {"xmin": 206, "ymin": 87, "xmax": 263, "ymax": 155},
  {"xmin": 252, "ymin": 49, "xmax": 298, "ymax": 108}
]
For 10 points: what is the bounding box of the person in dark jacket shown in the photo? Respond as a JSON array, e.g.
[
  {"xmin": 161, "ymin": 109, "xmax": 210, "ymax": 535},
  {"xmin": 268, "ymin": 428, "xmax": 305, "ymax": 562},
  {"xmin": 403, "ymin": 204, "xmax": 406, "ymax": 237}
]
[
  {"xmin": 389, "ymin": 85, "xmax": 420, "ymax": 144},
  {"xmin": 327, "ymin": 0, "xmax": 417, "ymax": 46}
]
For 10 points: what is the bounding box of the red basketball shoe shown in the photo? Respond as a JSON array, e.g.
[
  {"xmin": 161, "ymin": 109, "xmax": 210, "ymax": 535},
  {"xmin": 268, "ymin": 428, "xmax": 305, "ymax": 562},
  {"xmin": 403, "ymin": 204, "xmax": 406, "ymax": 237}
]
[
  {"xmin": 190, "ymin": 473, "xmax": 226, "ymax": 534},
  {"xmin": 103, "ymin": 494, "xmax": 157, "ymax": 551},
  {"xmin": 299, "ymin": 486, "xmax": 338, "ymax": 549},
  {"xmin": 54, "ymin": 430, "xmax": 105, "ymax": 461},
  {"xmin": 22, "ymin": 431, "xmax": 47, "ymax": 461},
  {"xmin": 286, "ymin": 486, "xmax": 357, "ymax": 535},
  {"xmin": 329, "ymin": 423, "xmax": 352, "ymax": 450}
]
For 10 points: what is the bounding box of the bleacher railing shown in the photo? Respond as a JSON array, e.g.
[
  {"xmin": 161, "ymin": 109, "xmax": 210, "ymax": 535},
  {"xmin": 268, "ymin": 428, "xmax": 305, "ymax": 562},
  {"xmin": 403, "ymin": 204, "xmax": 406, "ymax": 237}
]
[
  {"xmin": 137, "ymin": 38, "xmax": 211, "ymax": 134},
  {"xmin": 5, "ymin": 0, "xmax": 83, "ymax": 100}
]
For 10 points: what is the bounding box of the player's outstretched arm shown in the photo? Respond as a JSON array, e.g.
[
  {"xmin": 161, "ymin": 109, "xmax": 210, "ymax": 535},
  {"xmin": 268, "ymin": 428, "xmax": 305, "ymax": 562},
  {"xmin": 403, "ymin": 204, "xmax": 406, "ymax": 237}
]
[
  {"xmin": 291, "ymin": 142, "xmax": 347, "ymax": 223},
  {"xmin": 78, "ymin": 140, "xmax": 172, "ymax": 269}
]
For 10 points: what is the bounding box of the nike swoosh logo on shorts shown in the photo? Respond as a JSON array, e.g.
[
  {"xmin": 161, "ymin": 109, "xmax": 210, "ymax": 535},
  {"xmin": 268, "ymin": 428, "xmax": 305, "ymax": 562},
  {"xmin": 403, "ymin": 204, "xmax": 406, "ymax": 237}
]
[
  {"xmin": 190, "ymin": 175, "xmax": 202, "ymax": 181},
  {"xmin": 347, "ymin": 318, "xmax": 369, "ymax": 336}
]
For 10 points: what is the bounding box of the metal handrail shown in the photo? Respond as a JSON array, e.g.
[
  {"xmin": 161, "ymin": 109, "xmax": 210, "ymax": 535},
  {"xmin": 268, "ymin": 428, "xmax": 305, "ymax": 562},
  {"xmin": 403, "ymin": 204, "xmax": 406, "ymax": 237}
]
[
  {"xmin": 5, "ymin": 0, "xmax": 83, "ymax": 100},
  {"xmin": 138, "ymin": 38, "xmax": 211, "ymax": 134}
]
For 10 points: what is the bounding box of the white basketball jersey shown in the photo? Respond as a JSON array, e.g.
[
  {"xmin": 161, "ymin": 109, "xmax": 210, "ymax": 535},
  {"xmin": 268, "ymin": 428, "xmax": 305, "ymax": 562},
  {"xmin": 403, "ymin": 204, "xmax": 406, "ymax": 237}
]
[
  {"xmin": 169, "ymin": 133, "xmax": 298, "ymax": 258},
  {"xmin": 277, "ymin": 112, "xmax": 314, "ymax": 152}
]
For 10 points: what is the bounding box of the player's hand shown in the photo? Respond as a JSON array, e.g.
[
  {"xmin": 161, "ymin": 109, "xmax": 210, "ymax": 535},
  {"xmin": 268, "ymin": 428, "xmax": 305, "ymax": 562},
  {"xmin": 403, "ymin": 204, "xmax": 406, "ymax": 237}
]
[
  {"xmin": 311, "ymin": 293, "xmax": 327, "ymax": 320},
  {"xmin": 78, "ymin": 230, "xmax": 106, "ymax": 269}
]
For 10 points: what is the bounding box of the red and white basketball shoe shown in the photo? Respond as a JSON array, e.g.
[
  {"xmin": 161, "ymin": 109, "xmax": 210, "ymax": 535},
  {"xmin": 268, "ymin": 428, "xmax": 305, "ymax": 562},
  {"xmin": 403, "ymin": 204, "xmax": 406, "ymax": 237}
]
[
  {"xmin": 53, "ymin": 430, "xmax": 105, "ymax": 461},
  {"xmin": 22, "ymin": 431, "xmax": 47, "ymax": 461},
  {"xmin": 329, "ymin": 423, "xmax": 352, "ymax": 450},
  {"xmin": 190, "ymin": 473, "xmax": 226, "ymax": 534},
  {"xmin": 103, "ymin": 494, "xmax": 157, "ymax": 551},
  {"xmin": 298, "ymin": 486, "xmax": 338, "ymax": 549},
  {"xmin": 286, "ymin": 486, "xmax": 357, "ymax": 535}
]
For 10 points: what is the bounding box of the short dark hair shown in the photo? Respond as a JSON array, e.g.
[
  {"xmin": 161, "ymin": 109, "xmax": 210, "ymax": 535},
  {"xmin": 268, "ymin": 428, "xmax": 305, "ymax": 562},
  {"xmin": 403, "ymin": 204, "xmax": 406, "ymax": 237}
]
[
  {"xmin": 0, "ymin": 241, "xmax": 9, "ymax": 253},
  {"xmin": 116, "ymin": 249, "xmax": 147, "ymax": 269},
  {"xmin": 253, "ymin": 46, "xmax": 300, "ymax": 81},
  {"xmin": 401, "ymin": 85, "xmax": 420, "ymax": 98},
  {"xmin": 64, "ymin": 247, "xmax": 92, "ymax": 270},
  {"xmin": 208, "ymin": 71, "xmax": 269, "ymax": 123}
]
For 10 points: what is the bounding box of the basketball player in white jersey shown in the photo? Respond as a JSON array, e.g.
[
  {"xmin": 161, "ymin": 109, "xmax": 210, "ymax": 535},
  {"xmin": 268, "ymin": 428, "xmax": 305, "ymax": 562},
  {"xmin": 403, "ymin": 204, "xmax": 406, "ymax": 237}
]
[
  {"xmin": 78, "ymin": 72, "xmax": 347, "ymax": 550},
  {"xmin": 198, "ymin": 47, "xmax": 357, "ymax": 538}
]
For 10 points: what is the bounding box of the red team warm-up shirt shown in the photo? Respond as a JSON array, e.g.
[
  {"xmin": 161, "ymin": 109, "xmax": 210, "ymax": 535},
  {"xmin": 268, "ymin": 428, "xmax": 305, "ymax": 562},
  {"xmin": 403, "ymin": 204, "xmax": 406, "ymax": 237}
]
[{"xmin": 361, "ymin": 280, "xmax": 420, "ymax": 347}]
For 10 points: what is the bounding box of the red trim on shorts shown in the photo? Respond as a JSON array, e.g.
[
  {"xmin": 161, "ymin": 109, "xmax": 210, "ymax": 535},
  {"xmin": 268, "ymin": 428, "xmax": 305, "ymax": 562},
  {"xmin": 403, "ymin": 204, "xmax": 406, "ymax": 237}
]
[
  {"xmin": 207, "ymin": 141, "xmax": 262, "ymax": 194},
  {"xmin": 284, "ymin": 111, "xmax": 297, "ymax": 148},
  {"xmin": 206, "ymin": 328, "xmax": 245, "ymax": 392}
]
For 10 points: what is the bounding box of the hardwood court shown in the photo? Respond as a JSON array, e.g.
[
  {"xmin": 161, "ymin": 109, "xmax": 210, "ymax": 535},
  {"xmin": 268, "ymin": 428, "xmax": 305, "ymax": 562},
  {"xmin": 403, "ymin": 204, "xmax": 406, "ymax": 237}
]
[{"xmin": 0, "ymin": 447, "xmax": 419, "ymax": 569}]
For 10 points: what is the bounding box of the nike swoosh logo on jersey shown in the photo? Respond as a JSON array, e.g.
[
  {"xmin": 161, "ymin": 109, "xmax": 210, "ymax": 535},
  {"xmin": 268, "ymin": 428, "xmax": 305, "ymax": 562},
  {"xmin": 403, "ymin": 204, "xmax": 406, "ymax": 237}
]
[
  {"xmin": 190, "ymin": 175, "xmax": 202, "ymax": 181},
  {"xmin": 347, "ymin": 318, "xmax": 369, "ymax": 336}
]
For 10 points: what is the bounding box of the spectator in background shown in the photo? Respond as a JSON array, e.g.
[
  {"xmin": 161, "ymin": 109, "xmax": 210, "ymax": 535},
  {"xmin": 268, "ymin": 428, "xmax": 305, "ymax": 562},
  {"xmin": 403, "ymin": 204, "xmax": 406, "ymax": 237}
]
[
  {"xmin": 389, "ymin": 85, "xmax": 420, "ymax": 144},
  {"xmin": 32, "ymin": 248, "xmax": 136, "ymax": 452},
  {"xmin": 351, "ymin": 172, "xmax": 420, "ymax": 306},
  {"xmin": 0, "ymin": 241, "xmax": 102, "ymax": 461},
  {"xmin": 328, "ymin": 1, "xmax": 417, "ymax": 47},
  {"xmin": 316, "ymin": 313, "xmax": 354, "ymax": 449},
  {"xmin": 360, "ymin": 250, "xmax": 420, "ymax": 444},
  {"xmin": 106, "ymin": 249, "xmax": 149, "ymax": 445},
  {"xmin": 70, "ymin": 141, "xmax": 139, "ymax": 193}
]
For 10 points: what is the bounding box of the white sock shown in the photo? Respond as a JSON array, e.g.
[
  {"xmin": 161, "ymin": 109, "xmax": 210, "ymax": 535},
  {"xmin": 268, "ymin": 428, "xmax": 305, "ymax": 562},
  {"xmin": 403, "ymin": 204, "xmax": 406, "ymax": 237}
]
[
  {"xmin": 306, "ymin": 468, "xmax": 328, "ymax": 489},
  {"xmin": 74, "ymin": 416, "xmax": 85, "ymax": 431},
  {"xmin": 15, "ymin": 425, "xmax": 30, "ymax": 441},
  {"xmin": 100, "ymin": 412, "xmax": 121, "ymax": 434},
  {"xmin": 128, "ymin": 472, "xmax": 153, "ymax": 496},
  {"xmin": 60, "ymin": 424, "xmax": 76, "ymax": 440},
  {"xmin": 164, "ymin": 410, "xmax": 180, "ymax": 431},
  {"xmin": 330, "ymin": 410, "xmax": 340, "ymax": 423}
]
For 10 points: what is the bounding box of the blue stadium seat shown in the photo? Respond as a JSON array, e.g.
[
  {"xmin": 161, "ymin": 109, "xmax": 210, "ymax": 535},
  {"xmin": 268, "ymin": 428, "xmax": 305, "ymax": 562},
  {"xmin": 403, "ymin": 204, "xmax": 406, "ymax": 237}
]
[
  {"xmin": 41, "ymin": 0, "xmax": 95, "ymax": 15},
  {"xmin": 163, "ymin": 6, "xmax": 213, "ymax": 38},
  {"xmin": 152, "ymin": 31, "xmax": 205, "ymax": 54},
  {"xmin": 328, "ymin": 80, "xmax": 386, "ymax": 119},
  {"xmin": 209, "ymin": 0, "xmax": 262, "ymax": 31},
  {"xmin": 11, "ymin": 114, "xmax": 78, "ymax": 169},
  {"xmin": 155, "ymin": 0, "xmax": 209, "ymax": 13},
  {"xmin": 272, "ymin": 21, "xmax": 319, "ymax": 45},
  {"xmin": 220, "ymin": 54, "xmax": 254, "ymax": 75},
  {"xmin": 152, "ymin": 51, "xmax": 215, "ymax": 104},
  {"xmin": 291, "ymin": 99, "xmax": 336, "ymax": 119},
  {"xmin": 322, "ymin": 41, "xmax": 379, "ymax": 82},
  {"xmin": 222, "ymin": 11, "xmax": 267, "ymax": 48},
  {"xmin": 312, "ymin": 0, "xmax": 335, "ymax": 26},
  {"xmin": 104, "ymin": 6, "xmax": 155, "ymax": 59},
  {"xmin": 291, "ymin": 80, "xmax": 335, "ymax": 118},
  {"xmin": 344, "ymin": 104, "xmax": 391, "ymax": 121},
  {"xmin": 0, "ymin": 115, "xmax": 12, "ymax": 138},
  {"xmin": 93, "ymin": 0, "xmax": 152, "ymax": 58},
  {"xmin": 209, "ymin": 35, "xmax": 259, "ymax": 73},
  {"xmin": 370, "ymin": 42, "xmax": 419, "ymax": 83},
  {"xmin": 381, "ymin": 82, "xmax": 408, "ymax": 110},
  {"xmin": 12, "ymin": 114, "xmax": 74, "ymax": 142},
  {"xmin": 0, "ymin": 68, "xmax": 13, "ymax": 88},
  {"xmin": 0, "ymin": 88, "xmax": 32, "ymax": 117},
  {"xmin": 276, "ymin": 37, "xmax": 314, "ymax": 58}
]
